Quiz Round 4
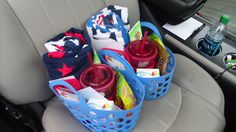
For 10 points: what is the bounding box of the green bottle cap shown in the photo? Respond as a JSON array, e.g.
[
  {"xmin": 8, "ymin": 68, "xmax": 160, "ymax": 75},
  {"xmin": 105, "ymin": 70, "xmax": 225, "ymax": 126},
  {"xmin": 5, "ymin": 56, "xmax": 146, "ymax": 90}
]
[{"xmin": 220, "ymin": 15, "xmax": 230, "ymax": 25}]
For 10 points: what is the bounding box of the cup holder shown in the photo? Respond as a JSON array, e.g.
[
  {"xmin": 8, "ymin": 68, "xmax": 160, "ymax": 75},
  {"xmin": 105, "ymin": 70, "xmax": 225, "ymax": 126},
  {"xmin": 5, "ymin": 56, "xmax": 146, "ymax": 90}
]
[
  {"xmin": 223, "ymin": 53, "xmax": 236, "ymax": 72},
  {"xmin": 196, "ymin": 39, "xmax": 222, "ymax": 56}
]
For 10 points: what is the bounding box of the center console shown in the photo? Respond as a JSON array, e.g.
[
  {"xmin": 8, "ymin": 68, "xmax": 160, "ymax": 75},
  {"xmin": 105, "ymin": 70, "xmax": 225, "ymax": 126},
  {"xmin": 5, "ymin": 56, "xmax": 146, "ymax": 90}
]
[{"xmin": 163, "ymin": 15, "xmax": 236, "ymax": 86}]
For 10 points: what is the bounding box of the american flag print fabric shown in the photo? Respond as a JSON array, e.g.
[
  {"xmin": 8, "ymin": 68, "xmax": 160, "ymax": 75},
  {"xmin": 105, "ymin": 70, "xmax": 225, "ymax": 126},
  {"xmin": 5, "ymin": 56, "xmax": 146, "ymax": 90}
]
[
  {"xmin": 86, "ymin": 5, "xmax": 130, "ymax": 51},
  {"xmin": 43, "ymin": 28, "xmax": 93, "ymax": 80}
]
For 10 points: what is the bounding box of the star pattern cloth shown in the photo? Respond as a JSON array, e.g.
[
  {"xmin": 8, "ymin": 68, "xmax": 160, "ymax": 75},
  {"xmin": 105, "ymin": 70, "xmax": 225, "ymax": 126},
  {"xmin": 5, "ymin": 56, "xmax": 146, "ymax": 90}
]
[{"xmin": 43, "ymin": 28, "xmax": 93, "ymax": 80}]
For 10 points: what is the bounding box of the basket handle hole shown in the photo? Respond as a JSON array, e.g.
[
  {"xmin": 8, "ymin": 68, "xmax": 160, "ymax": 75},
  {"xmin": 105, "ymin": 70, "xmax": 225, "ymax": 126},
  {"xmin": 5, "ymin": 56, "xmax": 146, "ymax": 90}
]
[
  {"xmin": 86, "ymin": 120, "xmax": 92, "ymax": 124},
  {"xmin": 157, "ymin": 88, "xmax": 162, "ymax": 92},
  {"xmin": 126, "ymin": 120, "xmax": 132, "ymax": 124},
  {"xmin": 117, "ymin": 125, "xmax": 123, "ymax": 128},
  {"xmin": 164, "ymin": 83, "xmax": 168, "ymax": 87},
  {"xmin": 165, "ymin": 76, "xmax": 170, "ymax": 81},
  {"xmin": 109, "ymin": 122, "xmax": 115, "ymax": 126},
  {"xmin": 158, "ymin": 83, "xmax": 163, "ymax": 87},
  {"xmin": 116, "ymin": 118, "xmax": 124, "ymax": 123},
  {"xmin": 163, "ymin": 89, "xmax": 167, "ymax": 93},
  {"xmin": 82, "ymin": 121, "xmax": 87, "ymax": 125},
  {"xmin": 126, "ymin": 112, "xmax": 133, "ymax": 118}
]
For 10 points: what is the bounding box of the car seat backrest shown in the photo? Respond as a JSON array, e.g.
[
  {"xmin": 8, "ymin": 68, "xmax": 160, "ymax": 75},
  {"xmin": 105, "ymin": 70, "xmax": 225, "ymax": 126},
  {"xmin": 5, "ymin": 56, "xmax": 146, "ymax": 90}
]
[
  {"xmin": 0, "ymin": 0, "xmax": 53, "ymax": 104},
  {"xmin": 7, "ymin": 0, "xmax": 140, "ymax": 55},
  {"xmin": 0, "ymin": 0, "xmax": 140, "ymax": 104}
]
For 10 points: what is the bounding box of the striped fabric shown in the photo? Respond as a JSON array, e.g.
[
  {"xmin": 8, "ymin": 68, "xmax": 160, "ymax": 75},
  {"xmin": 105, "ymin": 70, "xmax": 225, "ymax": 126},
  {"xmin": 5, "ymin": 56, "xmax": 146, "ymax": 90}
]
[{"xmin": 86, "ymin": 5, "xmax": 130, "ymax": 51}]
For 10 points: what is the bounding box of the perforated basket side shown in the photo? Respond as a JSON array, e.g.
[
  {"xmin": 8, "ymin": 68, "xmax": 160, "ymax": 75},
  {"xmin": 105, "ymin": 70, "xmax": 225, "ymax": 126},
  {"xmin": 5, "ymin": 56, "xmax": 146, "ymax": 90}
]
[
  {"xmin": 138, "ymin": 48, "xmax": 176, "ymax": 99},
  {"xmin": 49, "ymin": 72, "xmax": 145, "ymax": 131}
]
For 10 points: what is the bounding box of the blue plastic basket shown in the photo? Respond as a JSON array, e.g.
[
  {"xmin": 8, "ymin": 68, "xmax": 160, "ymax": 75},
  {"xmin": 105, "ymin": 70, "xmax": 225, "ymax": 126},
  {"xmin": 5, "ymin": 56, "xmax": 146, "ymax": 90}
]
[
  {"xmin": 49, "ymin": 63, "xmax": 145, "ymax": 131},
  {"xmin": 98, "ymin": 22, "xmax": 176, "ymax": 100}
]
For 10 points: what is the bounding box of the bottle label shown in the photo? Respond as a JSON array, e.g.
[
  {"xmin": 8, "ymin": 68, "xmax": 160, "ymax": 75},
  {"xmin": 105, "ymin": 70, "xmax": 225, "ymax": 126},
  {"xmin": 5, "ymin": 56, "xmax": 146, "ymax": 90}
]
[{"xmin": 201, "ymin": 33, "xmax": 223, "ymax": 55}]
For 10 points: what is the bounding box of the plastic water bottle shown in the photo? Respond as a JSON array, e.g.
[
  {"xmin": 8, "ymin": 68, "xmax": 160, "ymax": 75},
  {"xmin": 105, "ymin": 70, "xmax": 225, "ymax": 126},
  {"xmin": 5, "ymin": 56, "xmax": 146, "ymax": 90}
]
[{"xmin": 201, "ymin": 15, "xmax": 230, "ymax": 56}]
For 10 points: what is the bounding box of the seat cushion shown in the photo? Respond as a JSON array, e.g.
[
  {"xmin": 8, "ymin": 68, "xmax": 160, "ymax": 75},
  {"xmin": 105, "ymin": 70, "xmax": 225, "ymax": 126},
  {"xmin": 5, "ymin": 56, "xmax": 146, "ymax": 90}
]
[
  {"xmin": 172, "ymin": 54, "xmax": 225, "ymax": 113},
  {"xmin": 42, "ymin": 54, "xmax": 225, "ymax": 132},
  {"xmin": 42, "ymin": 97, "xmax": 90, "ymax": 132}
]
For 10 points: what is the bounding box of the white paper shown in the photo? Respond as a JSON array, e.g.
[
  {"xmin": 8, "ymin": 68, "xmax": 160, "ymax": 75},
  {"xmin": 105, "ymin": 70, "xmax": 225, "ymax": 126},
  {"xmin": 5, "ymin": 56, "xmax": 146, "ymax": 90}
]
[
  {"xmin": 78, "ymin": 87, "xmax": 106, "ymax": 101},
  {"xmin": 163, "ymin": 17, "xmax": 203, "ymax": 40},
  {"xmin": 87, "ymin": 99, "xmax": 116, "ymax": 110}
]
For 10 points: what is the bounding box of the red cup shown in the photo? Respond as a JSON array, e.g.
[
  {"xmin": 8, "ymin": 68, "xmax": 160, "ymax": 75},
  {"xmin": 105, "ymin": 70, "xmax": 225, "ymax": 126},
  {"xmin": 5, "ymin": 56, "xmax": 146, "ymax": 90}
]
[
  {"xmin": 125, "ymin": 38, "xmax": 159, "ymax": 70},
  {"xmin": 79, "ymin": 64, "xmax": 116, "ymax": 100}
]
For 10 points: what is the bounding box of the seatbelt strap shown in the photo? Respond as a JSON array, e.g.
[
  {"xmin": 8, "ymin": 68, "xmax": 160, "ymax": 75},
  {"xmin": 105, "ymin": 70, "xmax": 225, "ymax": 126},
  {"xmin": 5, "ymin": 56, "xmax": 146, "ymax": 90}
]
[{"xmin": 0, "ymin": 96, "xmax": 41, "ymax": 132}]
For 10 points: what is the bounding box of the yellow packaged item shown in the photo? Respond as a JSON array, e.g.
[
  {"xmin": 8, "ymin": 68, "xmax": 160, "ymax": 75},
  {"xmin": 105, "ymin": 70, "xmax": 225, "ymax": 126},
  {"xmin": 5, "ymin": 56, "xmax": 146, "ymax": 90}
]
[
  {"xmin": 149, "ymin": 34, "xmax": 169, "ymax": 75},
  {"xmin": 115, "ymin": 72, "xmax": 137, "ymax": 110}
]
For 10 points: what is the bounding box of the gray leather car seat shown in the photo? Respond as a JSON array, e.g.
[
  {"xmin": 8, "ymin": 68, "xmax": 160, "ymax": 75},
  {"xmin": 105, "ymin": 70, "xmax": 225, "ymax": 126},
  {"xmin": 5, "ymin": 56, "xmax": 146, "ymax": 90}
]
[{"xmin": 0, "ymin": 0, "xmax": 225, "ymax": 131}]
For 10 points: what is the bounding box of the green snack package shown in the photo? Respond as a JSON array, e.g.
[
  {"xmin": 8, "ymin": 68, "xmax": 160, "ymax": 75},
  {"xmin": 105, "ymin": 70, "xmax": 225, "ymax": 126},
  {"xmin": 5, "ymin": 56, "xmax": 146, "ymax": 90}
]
[
  {"xmin": 129, "ymin": 20, "xmax": 142, "ymax": 41},
  {"xmin": 150, "ymin": 33, "xmax": 166, "ymax": 50},
  {"xmin": 93, "ymin": 50, "xmax": 101, "ymax": 64},
  {"xmin": 115, "ymin": 72, "xmax": 137, "ymax": 110}
]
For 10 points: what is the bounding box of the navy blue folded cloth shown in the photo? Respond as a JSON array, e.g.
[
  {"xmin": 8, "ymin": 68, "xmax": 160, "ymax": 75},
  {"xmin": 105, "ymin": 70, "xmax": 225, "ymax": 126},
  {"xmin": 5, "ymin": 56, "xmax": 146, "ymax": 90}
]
[{"xmin": 43, "ymin": 28, "xmax": 93, "ymax": 80}]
